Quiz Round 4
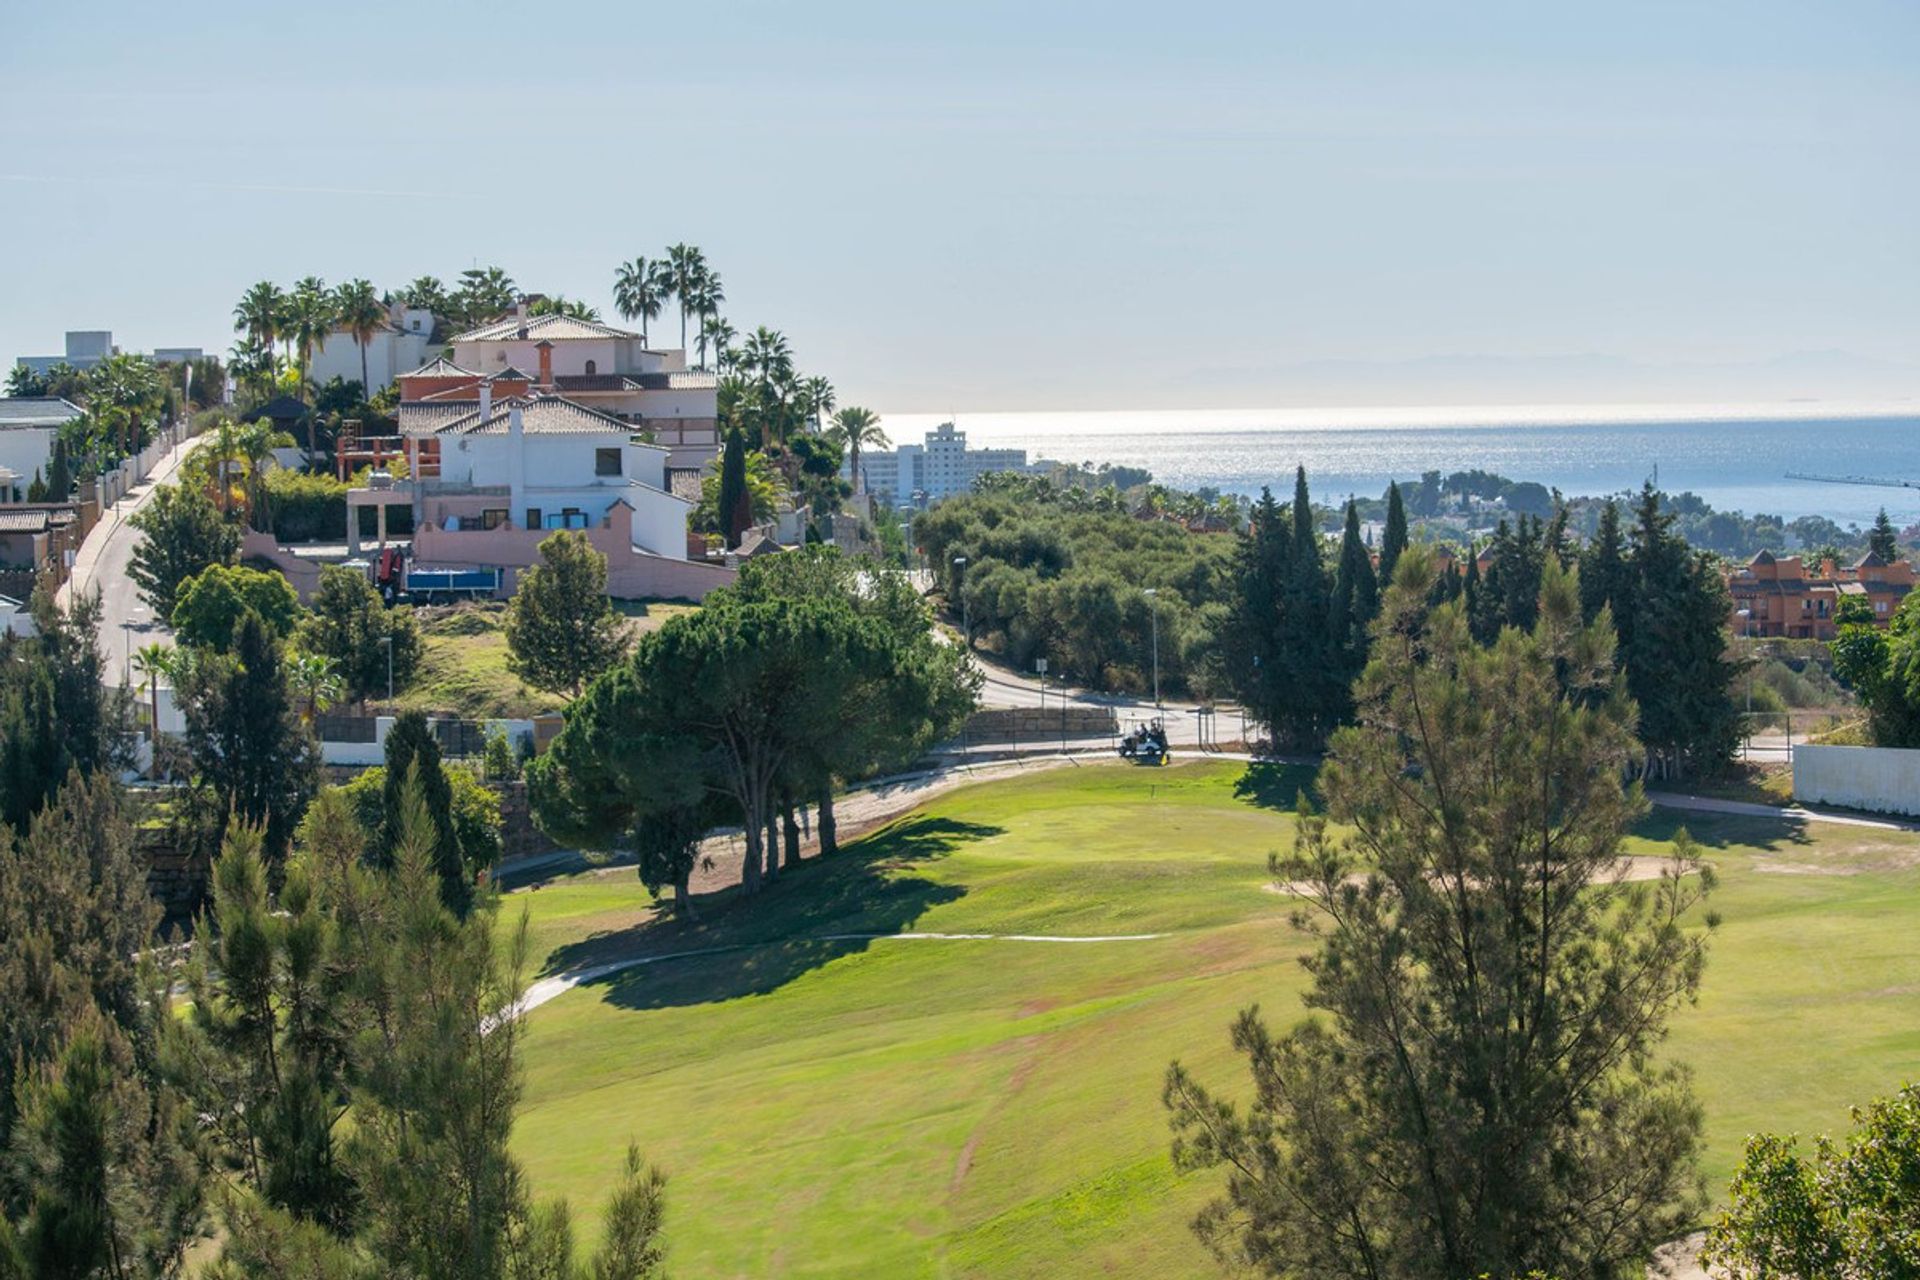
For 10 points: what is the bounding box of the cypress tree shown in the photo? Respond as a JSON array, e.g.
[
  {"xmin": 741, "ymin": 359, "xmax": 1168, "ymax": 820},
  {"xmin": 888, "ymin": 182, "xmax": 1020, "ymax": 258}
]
[
  {"xmin": 380, "ymin": 710, "xmax": 470, "ymax": 916},
  {"xmin": 1332, "ymin": 500, "xmax": 1378, "ymax": 706},
  {"xmin": 1379, "ymin": 481, "xmax": 1409, "ymax": 585},
  {"xmin": 1579, "ymin": 499, "xmax": 1628, "ymax": 630},
  {"xmin": 1223, "ymin": 488, "xmax": 1291, "ymax": 742},
  {"xmin": 1277, "ymin": 467, "xmax": 1338, "ymax": 750},
  {"xmin": 717, "ymin": 427, "xmax": 750, "ymax": 550},
  {"xmin": 46, "ymin": 438, "xmax": 71, "ymax": 502}
]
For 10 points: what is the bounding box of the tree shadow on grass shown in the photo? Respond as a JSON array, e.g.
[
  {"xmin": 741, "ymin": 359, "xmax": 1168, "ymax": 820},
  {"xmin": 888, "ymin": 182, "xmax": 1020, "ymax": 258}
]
[
  {"xmin": 1232, "ymin": 763, "xmax": 1320, "ymax": 813},
  {"xmin": 1632, "ymin": 804, "xmax": 1813, "ymax": 851},
  {"xmin": 539, "ymin": 816, "xmax": 1001, "ymax": 1012}
]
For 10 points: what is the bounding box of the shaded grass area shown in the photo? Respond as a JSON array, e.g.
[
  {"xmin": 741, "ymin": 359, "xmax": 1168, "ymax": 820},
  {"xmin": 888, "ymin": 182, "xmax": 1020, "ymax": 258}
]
[
  {"xmin": 507, "ymin": 759, "xmax": 1920, "ymax": 1277},
  {"xmin": 378, "ymin": 600, "xmax": 696, "ymax": 721}
]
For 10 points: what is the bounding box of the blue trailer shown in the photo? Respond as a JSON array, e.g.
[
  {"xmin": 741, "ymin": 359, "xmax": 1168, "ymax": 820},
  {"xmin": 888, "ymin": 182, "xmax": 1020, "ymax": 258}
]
[{"xmin": 402, "ymin": 566, "xmax": 502, "ymax": 603}]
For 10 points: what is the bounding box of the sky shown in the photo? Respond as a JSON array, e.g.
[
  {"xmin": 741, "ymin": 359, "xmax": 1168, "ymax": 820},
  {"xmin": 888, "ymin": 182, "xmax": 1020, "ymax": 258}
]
[{"xmin": 1, "ymin": 0, "xmax": 1916, "ymax": 413}]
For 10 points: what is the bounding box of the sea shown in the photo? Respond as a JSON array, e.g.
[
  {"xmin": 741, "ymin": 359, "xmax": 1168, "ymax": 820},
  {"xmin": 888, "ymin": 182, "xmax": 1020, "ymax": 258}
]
[{"xmin": 875, "ymin": 401, "xmax": 1920, "ymax": 529}]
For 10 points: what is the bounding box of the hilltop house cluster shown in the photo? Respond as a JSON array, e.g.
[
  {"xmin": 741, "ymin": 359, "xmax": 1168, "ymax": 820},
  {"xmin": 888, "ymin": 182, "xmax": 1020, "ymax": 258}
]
[{"xmin": 340, "ymin": 303, "xmax": 733, "ymax": 600}]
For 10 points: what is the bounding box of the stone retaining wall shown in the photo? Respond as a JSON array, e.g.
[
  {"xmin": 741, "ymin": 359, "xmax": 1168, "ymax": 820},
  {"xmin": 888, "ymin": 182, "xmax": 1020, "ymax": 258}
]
[{"xmin": 964, "ymin": 706, "xmax": 1117, "ymax": 741}]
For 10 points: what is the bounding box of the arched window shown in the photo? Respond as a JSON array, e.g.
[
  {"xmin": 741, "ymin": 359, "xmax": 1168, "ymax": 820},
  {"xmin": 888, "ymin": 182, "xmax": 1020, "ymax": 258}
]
[{"xmin": 584, "ymin": 359, "xmax": 597, "ymax": 376}]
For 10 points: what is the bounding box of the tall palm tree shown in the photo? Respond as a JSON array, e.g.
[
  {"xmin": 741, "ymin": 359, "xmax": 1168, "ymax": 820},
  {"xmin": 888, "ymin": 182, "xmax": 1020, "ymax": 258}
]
[
  {"xmin": 702, "ymin": 316, "xmax": 738, "ymax": 373},
  {"xmin": 333, "ymin": 278, "xmax": 385, "ymax": 402},
  {"xmin": 132, "ymin": 643, "xmax": 172, "ymax": 773},
  {"xmin": 686, "ymin": 270, "xmax": 724, "ymax": 367},
  {"xmin": 233, "ymin": 281, "xmax": 286, "ymax": 356},
  {"xmin": 802, "ymin": 376, "xmax": 835, "ymax": 433},
  {"xmin": 829, "ymin": 407, "xmax": 888, "ymax": 496},
  {"xmin": 613, "ymin": 256, "xmax": 667, "ymax": 345},
  {"xmin": 288, "ymin": 278, "xmax": 333, "ymax": 460},
  {"xmin": 664, "ymin": 243, "xmax": 706, "ymax": 353}
]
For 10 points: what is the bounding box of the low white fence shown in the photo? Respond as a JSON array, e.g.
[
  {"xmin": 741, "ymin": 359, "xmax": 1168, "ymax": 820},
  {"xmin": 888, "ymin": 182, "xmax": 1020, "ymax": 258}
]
[
  {"xmin": 1792, "ymin": 744, "xmax": 1920, "ymax": 818},
  {"xmin": 139, "ymin": 685, "xmax": 535, "ymax": 769}
]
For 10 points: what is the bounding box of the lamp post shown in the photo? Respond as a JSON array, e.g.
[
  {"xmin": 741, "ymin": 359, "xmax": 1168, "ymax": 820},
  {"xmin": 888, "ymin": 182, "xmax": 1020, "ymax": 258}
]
[
  {"xmin": 379, "ymin": 635, "xmax": 393, "ymax": 702},
  {"xmin": 1143, "ymin": 588, "xmax": 1160, "ymax": 708},
  {"xmin": 952, "ymin": 556, "xmax": 969, "ymax": 649}
]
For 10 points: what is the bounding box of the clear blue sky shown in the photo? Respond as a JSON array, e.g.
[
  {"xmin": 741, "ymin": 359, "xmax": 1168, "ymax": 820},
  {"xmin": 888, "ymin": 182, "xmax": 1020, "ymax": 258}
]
[{"xmin": 2, "ymin": 0, "xmax": 1915, "ymax": 411}]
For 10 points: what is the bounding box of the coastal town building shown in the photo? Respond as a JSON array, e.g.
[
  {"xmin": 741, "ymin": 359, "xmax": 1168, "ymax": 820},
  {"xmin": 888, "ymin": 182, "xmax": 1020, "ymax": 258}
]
[
  {"xmin": 1725, "ymin": 549, "xmax": 1916, "ymax": 640},
  {"xmin": 305, "ymin": 303, "xmax": 436, "ymax": 393},
  {"xmin": 858, "ymin": 421, "xmax": 1029, "ymax": 506},
  {"xmin": 392, "ymin": 307, "xmax": 722, "ymax": 471},
  {"xmin": 15, "ymin": 331, "xmax": 202, "ymax": 376}
]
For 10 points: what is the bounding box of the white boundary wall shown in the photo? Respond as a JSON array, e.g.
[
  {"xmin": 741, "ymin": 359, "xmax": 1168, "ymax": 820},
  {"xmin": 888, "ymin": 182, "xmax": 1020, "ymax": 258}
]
[{"xmin": 1793, "ymin": 744, "xmax": 1920, "ymax": 817}]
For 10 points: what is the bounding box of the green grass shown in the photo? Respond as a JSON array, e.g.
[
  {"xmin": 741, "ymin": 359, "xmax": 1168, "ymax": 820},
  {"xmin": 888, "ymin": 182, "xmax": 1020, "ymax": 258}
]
[{"xmin": 504, "ymin": 760, "xmax": 1920, "ymax": 1276}]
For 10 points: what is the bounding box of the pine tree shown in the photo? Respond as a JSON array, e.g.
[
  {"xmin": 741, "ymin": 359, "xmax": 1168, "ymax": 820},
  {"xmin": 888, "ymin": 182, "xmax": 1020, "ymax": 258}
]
[
  {"xmin": 504, "ymin": 530, "xmax": 630, "ymax": 697},
  {"xmin": 1870, "ymin": 507, "xmax": 1899, "ymax": 561},
  {"xmin": 1379, "ymin": 481, "xmax": 1409, "ymax": 585},
  {"xmin": 1624, "ymin": 484, "xmax": 1740, "ymax": 777},
  {"xmin": 1166, "ymin": 552, "xmax": 1714, "ymax": 1277}
]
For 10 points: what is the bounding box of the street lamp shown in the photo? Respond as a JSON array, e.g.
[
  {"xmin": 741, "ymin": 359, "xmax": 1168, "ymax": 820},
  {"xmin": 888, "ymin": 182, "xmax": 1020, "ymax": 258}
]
[
  {"xmin": 1143, "ymin": 588, "xmax": 1160, "ymax": 708},
  {"xmin": 952, "ymin": 556, "xmax": 969, "ymax": 649},
  {"xmin": 379, "ymin": 635, "xmax": 394, "ymax": 702}
]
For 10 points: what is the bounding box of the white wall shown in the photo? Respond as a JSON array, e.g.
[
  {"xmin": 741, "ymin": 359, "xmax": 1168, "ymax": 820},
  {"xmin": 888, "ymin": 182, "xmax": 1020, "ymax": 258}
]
[
  {"xmin": 1793, "ymin": 744, "xmax": 1920, "ymax": 817},
  {"xmin": 308, "ymin": 329, "xmax": 432, "ymax": 393},
  {"xmin": 0, "ymin": 427, "xmax": 56, "ymax": 493}
]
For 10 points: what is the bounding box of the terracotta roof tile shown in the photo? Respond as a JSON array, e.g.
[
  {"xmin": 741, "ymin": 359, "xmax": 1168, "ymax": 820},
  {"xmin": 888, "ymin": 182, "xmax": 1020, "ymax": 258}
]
[{"xmin": 450, "ymin": 313, "xmax": 641, "ymax": 343}]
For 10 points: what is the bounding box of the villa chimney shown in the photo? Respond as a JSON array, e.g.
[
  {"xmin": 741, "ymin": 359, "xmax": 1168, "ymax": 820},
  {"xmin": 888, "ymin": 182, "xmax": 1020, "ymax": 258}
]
[
  {"xmin": 536, "ymin": 340, "xmax": 554, "ymax": 390},
  {"xmin": 478, "ymin": 381, "xmax": 492, "ymax": 425}
]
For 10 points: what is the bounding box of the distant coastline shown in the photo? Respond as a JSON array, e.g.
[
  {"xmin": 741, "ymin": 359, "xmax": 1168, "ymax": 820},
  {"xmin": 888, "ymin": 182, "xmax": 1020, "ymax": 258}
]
[{"xmin": 875, "ymin": 401, "xmax": 1920, "ymax": 528}]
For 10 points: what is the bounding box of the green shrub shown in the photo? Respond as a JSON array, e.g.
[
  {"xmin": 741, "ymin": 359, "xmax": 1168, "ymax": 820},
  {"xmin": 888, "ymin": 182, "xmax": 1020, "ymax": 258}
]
[
  {"xmin": 336, "ymin": 762, "xmax": 501, "ymax": 876},
  {"xmin": 264, "ymin": 468, "xmax": 348, "ymax": 543}
]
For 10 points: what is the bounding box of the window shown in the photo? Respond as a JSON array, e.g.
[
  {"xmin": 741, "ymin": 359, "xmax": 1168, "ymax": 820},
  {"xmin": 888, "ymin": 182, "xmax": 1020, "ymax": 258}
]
[
  {"xmin": 525, "ymin": 508, "xmax": 542, "ymax": 531},
  {"xmin": 1877, "ymin": 600, "xmax": 1889, "ymax": 614},
  {"xmin": 483, "ymin": 508, "xmax": 507, "ymax": 530},
  {"xmin": 562, "ymin": 508, "xmax": 587, "ymax": 529},
  {"xmin": 595, "ymin": 447, "xmax": 622, "ymax": 476},
  {"xmin": 584, "ymin": 359, "xmax": 597, "ymax": 376}
]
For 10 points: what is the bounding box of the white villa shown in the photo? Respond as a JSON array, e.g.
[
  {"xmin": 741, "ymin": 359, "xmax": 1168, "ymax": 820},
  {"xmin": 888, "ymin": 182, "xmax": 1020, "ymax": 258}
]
[
  {"xmin": 351, "ymin": 388, "xmax": 732, "ymax": 601},
  {"xmin": 306, "ymin": 303, "xmax": 437, "ymax": 394}
]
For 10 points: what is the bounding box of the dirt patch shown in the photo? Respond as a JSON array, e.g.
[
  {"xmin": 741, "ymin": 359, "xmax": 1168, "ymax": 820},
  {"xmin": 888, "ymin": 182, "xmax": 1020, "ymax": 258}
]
[
  {"xmin": 1265, "ymin": 857, "xmax": 1693, "ymax": 899},
  {"xmin": 1017, "ymin": 997, "xmax": 1060, "ymax": 1018}
]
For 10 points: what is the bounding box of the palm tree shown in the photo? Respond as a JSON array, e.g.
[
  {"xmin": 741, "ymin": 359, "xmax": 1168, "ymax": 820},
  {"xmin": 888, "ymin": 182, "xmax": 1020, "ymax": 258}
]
[
  {"xmin": 702, "ymin": 316, "xmax": 738, "ymax": 373},
  {"xmin": 613, "ymin": 256, "xmax": 667, "ymax": 345},
  {"xmin": 829, "ymin": 406, "xmax": 888, "ymax": 496},
  {"xmin": 802, "ymin": 376, "xmax": 835, "ymax": 433},
  {"xmin": 526, "ymin": 294, "xmax": 600, "ymax": 321},
  {"xmin": 233, "ymin": 281, "xmax": 286, "ymax": 357},
  {"xmin": 664, "ymin": 243, "xmax": 706, "ymax": 352},
  {"xmin": 686, "ymin": 270, "xmax": 725, "ymax": 367},
  {"xmin": 287, "ymin": 654, "xmax": 343, "ymax": 724},
  {"xmin": 399, "ymin": 275, "xmax": 449, "ymax": 316},
  {"xmin": 132, "ymin": 644, "xmax": 172, "ymax": 773},
  {"xmin": 333, "ymin": 278, "xmax": 385, "ymax": 402},
  {"xmin": 235, "ymin": 419, "xmax": 278, "ymax": 528},
  {"xmin": 287, "ymin": 278, "xmax": 333, "ymax": 460}
]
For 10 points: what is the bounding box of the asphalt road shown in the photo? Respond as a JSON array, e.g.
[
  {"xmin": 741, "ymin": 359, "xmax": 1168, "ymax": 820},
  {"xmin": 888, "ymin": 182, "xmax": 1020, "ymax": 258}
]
[
  {"xmin": 60, "ymin": 432, "xmax": 200, "ymax": 684},
  {"xmin": 966, "ymin": 650, "xmax": 1247, "ymax": 746}
]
